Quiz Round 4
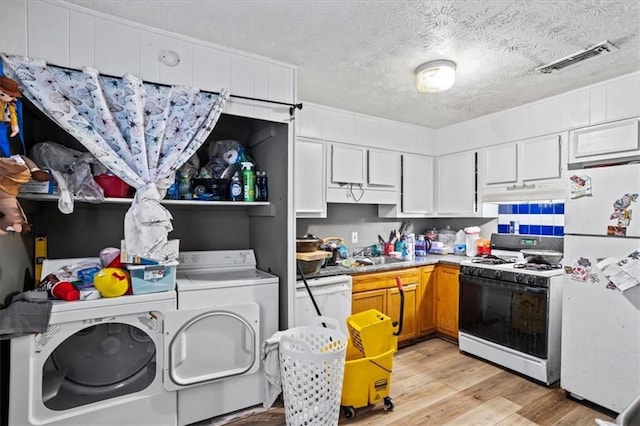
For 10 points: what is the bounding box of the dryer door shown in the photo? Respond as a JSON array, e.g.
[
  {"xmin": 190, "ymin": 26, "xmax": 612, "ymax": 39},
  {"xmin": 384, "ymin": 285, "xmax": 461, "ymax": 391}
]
[{"xmin": 164, "ymin": 302, "xmax": 260, "ymax": 391}]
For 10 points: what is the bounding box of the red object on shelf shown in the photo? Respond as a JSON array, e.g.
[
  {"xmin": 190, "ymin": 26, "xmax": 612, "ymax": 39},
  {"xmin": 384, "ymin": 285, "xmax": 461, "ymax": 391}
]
[{"xmin": 94, "ymin": 174, "xmax": 133, "ymax": 198}]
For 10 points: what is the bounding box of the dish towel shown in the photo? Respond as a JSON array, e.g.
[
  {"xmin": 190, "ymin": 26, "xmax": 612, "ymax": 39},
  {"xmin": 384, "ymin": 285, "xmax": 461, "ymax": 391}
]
[
  {"xmin": 0, "ymin": 290, "xmax": 52, "ymax": 340},
  {"xmin": 262, "ymin": 330, "xmax": 284, "ymax": 408}
]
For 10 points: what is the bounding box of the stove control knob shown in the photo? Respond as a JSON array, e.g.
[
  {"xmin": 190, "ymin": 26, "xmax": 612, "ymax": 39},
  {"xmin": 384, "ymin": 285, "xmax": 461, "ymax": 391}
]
[
  {"xmin": 494, "ymin": 270, "xmax": 503, "ymax": 279},
  {"xmin": 515, "ymin": 274, "xmax": 524, "ymax": 283},
  {"xmin": 526, "ymin": 275, "xmax": 536, "ymax": 284}
]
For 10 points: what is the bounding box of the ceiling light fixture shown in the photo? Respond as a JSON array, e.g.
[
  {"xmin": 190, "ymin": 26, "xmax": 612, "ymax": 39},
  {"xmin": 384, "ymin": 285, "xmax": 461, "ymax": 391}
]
[{"xmin": 415, "ymin": 60, "xmax": 456, "ymax": 93}]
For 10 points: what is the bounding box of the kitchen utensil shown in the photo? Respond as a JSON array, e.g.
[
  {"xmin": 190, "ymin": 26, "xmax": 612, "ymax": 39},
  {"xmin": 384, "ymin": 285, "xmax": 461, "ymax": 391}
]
[
  {"xmin": 399, "ymin": 220, "xmax": 411, "ymax": 238},
  {"xmin": 296, "ymin": 234, "xmax": 322, "ymax": 252},
  {"xmin": 520, "ymin": 249, "xmax": 563, "ymax": 264}
]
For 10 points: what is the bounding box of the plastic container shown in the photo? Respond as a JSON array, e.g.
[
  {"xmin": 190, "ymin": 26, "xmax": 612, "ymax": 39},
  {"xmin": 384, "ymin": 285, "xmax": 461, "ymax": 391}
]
[
  {"xmin": 464, "ymin": 226, "xmax": 482, "ymax": 257},
  {"xmin": 242, "ymin": 162, "xmax": 255, "ymax": 202},
  {"xmin": 191, "ymin": 178, "xmax": 229, "ymax": 201},
  {"xmin": 439, "ymin": 227, "xmax": 456, "ymax": 254},
  {"xmin": 126, "ymin": 261, "xmax": 178, "ymax": 294},
  {"xmin": 94, "ymin": 174, "xmax": 133, "ymax": 198},
  {"xmin": 279, "ymin": 317, "xmax": 347, "ymax": 426},
  {"xmin": 229, "ymin": 172, "xmax": 243, "ymax": 201}
]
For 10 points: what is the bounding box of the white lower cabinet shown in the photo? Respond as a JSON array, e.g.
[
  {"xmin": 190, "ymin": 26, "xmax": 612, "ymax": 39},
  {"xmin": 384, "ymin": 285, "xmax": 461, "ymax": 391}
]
[
  {"xmin": 295, "ymin": 137, "xmax": 326, "ymax": 218},
  {"xmin": 435, "ymin": 150, "xmax": 477, "ymax": 216}
]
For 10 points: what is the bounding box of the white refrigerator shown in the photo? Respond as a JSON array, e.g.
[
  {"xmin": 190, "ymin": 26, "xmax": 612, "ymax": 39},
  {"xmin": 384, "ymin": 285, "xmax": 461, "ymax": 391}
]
[{"xmin": 562, "ymin": 162, "xmax": 640, "ymax": 413}]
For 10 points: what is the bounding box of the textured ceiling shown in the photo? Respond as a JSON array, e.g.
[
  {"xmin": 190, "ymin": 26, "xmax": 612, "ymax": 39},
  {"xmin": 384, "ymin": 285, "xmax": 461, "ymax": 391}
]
[{"xmin": 62, "ymin": 0, "xmax": 640, "ymax": 129}]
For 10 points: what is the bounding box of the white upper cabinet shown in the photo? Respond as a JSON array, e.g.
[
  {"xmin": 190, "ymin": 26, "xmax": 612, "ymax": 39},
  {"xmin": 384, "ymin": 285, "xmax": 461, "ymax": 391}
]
[
  {"xmin": 327, "ymin": 142, "xmax": 399, "ymax": 204},
  {"xmin": 569, "ymin": 118, "xmax": 640, "ymax": 168},
  {"xmin": 483, "ymin": 143, "xmax": 517, "ymax": 185},
  {"xmin": 378, "ymin": 153, "xmax": 433, "ymax": 218},
  {"xmin": 330, "ymin": 143, "xmax": 366, "ymax": 185},
  {"xmin": 480, "ymin": 134, "xmax": 564, "ymax": 201},
  {"xmin": 436, "ymin": 150, "xmax": 477, "ymax": 216},
  {"xmin": 401, "ymin": 154, "xmax": 434, "ymax": 214},
  {"xmin": 520, "ymin": 134, "xmax": 562, "ymax": 181},
  {"xmin": 367, "ymin": 149, "xmax": 397, "ymax": 188},
  {"xmin": 295, "ymin": 138, "xmax": 326, "ymax": 218}
]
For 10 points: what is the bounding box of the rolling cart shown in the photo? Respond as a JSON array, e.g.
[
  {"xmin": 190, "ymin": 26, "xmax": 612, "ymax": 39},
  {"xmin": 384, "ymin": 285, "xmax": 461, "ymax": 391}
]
[{"xmin": 340, "ymin": 277, "xmax": 404, "ymax": 419}]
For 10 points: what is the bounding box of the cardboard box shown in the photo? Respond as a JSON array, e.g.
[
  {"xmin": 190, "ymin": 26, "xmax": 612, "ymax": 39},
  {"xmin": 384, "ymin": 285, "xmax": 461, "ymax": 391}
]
[{"xmin": 19, "ymin": 174, "xmax": 59, "ymax": 194}]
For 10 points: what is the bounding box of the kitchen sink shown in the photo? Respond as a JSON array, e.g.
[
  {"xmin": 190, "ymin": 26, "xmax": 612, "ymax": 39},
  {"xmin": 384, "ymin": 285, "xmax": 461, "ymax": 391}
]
[{"xmin": 368, "ymin": 256, "xmax": 408, "ymax": 265}]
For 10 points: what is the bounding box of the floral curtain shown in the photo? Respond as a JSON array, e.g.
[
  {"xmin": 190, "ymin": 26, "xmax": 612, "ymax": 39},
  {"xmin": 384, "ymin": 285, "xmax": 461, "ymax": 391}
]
[{"xmin": 1, "ymin": 53, "xmax": 229, "ymax": 261}]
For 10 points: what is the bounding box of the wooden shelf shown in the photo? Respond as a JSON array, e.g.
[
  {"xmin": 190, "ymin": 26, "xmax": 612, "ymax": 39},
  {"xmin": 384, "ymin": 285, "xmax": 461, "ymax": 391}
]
[{"xmin": 18, "ymin": 193, "xmax": 271, "ymax": 207}]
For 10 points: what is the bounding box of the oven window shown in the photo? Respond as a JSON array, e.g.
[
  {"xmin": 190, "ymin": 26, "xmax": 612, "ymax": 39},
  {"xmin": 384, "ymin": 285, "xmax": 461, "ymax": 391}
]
[{"xmin": 459, "ymin": 275, "xmax": 548, "ymax": 358}]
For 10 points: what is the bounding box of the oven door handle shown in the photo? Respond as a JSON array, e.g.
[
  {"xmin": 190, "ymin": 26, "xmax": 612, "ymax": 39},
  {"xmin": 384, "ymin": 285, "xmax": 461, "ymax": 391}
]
[{"xmin": 525, "ymin": 286, "xmax": 546, "ymax": 293}]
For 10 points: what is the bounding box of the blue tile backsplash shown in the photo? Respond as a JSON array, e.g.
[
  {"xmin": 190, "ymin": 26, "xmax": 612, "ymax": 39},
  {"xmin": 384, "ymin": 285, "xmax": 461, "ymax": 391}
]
[{"xmin": 497, "ymin": 202, "xmax": 564, "ymax": 236}]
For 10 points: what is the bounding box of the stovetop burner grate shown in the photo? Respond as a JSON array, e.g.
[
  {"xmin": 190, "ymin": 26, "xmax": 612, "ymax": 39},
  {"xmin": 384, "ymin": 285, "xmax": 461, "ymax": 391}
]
[
  {"xmin": 513, "ymin": 262, "xmax": 562, "ymax": 271},
  {"xmin": 471, "ymin": 255, "xmax": 517, "ymax": 265}
]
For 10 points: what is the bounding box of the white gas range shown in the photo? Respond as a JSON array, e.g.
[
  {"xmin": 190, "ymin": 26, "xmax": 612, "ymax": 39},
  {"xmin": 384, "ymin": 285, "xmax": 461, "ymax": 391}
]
[{"xmin": 458, "ymin": 234, "xmax": 564, "ymax": 385}]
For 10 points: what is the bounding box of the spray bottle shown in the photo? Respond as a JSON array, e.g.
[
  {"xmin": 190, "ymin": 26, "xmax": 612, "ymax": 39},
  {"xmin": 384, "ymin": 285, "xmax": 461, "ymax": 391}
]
[{"xmin": 241, "ymin": 162, "xmax": 255, "ymax": 202}]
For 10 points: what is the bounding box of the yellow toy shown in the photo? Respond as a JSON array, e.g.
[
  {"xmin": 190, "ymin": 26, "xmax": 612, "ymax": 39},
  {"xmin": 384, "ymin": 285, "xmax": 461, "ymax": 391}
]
[{"xmin": 94, "ymin": 268, "xmax": 130, "ymax": 298}]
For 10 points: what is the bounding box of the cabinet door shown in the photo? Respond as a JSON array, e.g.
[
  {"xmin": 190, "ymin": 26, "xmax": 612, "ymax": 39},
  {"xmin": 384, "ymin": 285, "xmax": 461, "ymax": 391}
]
[
  {"xmin": 387, "ymin": 283, "xmax": 418, "ymax": 343},
  {"xmin": 483, "ymin": 143, "xmax": 517, "ymax": 185},
  {"xmin": 436, "ymin": 151, "xmax": 477, "ymax": 215},
  {"xmin": 330, "ymin": 143, "xmax": 366, "ymax": 185},
  {"xmin": 520, "ymin": 134, "xmax": 561, "ymax": 181},
  {"xmin": 352, "ymin": 289, "xmax": 387, "ymax": 315},
  {"xmin": 569, "ymin": 118, "xmax": 640, "ymax": 167},
  {"xmin": 402, "ymin": 154, "xmax": 434, "ymax": 214},
  {"xmin": 295, "ymin": 138, "xmax": 326, "ymax": 217},
  {"xmin": 419, "ymin": 266, "xmax": 436, "ymax": 335},
  {"xmin": 367, "ymin": 149, "xmax": 397, "ymax": 188},
  {"xmin": 436, "ymin": 265, "xmax": 460, "ymax": 340}
]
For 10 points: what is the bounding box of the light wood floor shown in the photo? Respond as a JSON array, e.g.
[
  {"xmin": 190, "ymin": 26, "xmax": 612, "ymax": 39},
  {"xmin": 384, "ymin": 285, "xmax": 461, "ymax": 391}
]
[{"xmin": 209, "ymin": 338, "xmax": 616, "ymax": 426}]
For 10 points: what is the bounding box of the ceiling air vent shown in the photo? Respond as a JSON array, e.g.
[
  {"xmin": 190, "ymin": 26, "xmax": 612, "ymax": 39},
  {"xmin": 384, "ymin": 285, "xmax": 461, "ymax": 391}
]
[{"xmin": 535, "ymin": 40, "xmax": 618, "ymax": 74}]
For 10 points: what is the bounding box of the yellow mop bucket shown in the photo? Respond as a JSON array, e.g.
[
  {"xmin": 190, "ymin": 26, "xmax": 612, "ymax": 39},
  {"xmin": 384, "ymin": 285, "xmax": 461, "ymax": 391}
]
[{"xmin": 340, "ymin": 277, "xmax": 404, "ymax": 419}]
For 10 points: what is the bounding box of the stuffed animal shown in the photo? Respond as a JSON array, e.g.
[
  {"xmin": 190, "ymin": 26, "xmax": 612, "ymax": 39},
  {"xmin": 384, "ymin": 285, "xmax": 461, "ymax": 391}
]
[
  {"xmin": 0, "ymin": 155, "xmax": 49, "ymax": 235},
  {"xmin": 0, "ymin": 76, "xmax": 22, "ymax": 158}
]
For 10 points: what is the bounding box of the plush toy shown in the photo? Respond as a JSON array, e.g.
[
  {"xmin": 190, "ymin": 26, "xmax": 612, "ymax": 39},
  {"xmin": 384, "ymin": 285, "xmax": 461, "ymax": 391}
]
[
  {"xmin": 0, "ymin": 155, "xmax": 50, "ymax": 235},
  {"xmin": 0, "ymin": 76, "xmax": 22, "ymax": 158}
]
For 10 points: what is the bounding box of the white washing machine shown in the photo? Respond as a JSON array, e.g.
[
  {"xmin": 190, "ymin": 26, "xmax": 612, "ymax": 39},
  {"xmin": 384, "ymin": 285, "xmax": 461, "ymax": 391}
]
[
  {"xmin": 9, "ymin": 258, "xmax": 177, "ymax": 426},
  {"xmin": 166, "ymin": 250, "xmax": 279, "ymax": 426}
]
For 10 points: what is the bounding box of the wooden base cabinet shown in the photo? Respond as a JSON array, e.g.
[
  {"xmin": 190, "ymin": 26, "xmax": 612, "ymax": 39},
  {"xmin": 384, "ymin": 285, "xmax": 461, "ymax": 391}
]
[
  {"xmin": 419, "ymin": 266, "xmax": 436, "ymax": 335},
  {"xmin": 351, "ymin": 269, "xmax": 419, "ymax": 343},
  {"xmin": 435, "ymin": 264, "xmax": 460, "ymax": 341}
]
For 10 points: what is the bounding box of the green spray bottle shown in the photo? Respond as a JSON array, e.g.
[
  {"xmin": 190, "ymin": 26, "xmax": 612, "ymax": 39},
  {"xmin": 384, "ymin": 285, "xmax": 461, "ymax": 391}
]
[{"xmin": 241, "ymin": 162, "xmax": 255, "ymax": 202}]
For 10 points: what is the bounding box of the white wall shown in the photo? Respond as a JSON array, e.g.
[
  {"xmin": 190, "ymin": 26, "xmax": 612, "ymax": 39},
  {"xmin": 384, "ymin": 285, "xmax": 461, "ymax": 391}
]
[
  {"xmin": 435, "ymin": 71, "xmax": 640, "ymax": 155},
  {"xmin": 0, "ymin": 0, "xmax": 296, "ymax": 123}
]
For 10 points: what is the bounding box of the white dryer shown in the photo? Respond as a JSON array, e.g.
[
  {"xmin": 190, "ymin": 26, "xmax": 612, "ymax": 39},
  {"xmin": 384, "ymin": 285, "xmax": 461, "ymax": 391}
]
[
  {"xmin": 166, "ymin": 250, "xmax": 279, "ymax": 426},
  {"xmin": 9, "ymin": 258, "xmax": 177, "ymax": 426}
]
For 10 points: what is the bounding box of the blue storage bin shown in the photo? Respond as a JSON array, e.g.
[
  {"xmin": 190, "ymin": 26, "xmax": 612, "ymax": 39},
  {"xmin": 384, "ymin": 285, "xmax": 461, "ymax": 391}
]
[{"xmin": 127, "ymin": 261, "xmax": 178, "ymax": 294}]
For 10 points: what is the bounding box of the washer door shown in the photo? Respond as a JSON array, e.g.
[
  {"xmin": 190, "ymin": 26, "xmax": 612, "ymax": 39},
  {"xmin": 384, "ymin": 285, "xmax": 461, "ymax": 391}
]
[
  {"xmin": 42, "ymin": 322, "xmax": 157, "ymax": 410},
  {"xmin": 164, "ymin": 302, "xmax": 260, "ymax": 391}
]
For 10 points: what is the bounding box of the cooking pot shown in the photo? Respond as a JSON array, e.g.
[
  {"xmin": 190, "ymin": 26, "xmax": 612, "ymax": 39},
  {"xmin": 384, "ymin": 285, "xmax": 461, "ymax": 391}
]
[
  {"xmin": 296, "ymin": 234, "xmax": 322, "ymax": 252},
  {"xmin": 520, "ymin": 249, "xmax": 563, "ymax": 264}
]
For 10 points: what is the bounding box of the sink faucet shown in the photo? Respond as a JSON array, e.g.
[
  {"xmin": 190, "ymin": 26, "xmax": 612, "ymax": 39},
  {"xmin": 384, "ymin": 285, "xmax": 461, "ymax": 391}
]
[{"xmin": 352, "ymin": 246, "xmax": 373, "ymax": 258}]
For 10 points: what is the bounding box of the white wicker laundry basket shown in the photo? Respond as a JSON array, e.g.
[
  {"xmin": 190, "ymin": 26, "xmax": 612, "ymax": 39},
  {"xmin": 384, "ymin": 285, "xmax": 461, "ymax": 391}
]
[{"xmin": 279, "ymin": 316, "xmax": 347, "ymax": 426}]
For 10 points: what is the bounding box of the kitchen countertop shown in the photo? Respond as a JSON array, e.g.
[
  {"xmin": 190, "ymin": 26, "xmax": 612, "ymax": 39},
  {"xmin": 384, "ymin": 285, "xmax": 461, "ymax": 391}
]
[{"xmin": 300, "ymin": 254, "xmax": 468, "ymax": 279}]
